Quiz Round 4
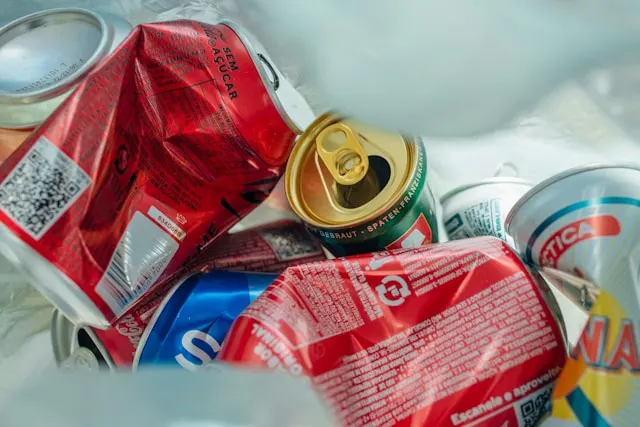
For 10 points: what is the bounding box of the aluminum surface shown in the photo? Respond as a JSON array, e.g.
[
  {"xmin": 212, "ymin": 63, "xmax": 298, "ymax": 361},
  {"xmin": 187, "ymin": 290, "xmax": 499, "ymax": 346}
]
[
  {"xmin": 0, "ymin": 8, "xmax": 131, "ymax": 128},
  {"xmin": 50, "ymin": 309, "xmax": 78, "ymax": 365}
]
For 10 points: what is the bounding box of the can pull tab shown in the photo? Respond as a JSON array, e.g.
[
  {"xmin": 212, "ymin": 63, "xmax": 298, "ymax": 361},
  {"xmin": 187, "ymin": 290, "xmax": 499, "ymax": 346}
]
[
  {"xmin": 316, "ymin": 123, "xmax": 369, "ymax": 186},
  {"xmin": 493, "ymin": 161, "xmax": 519, "ymax": 178}
]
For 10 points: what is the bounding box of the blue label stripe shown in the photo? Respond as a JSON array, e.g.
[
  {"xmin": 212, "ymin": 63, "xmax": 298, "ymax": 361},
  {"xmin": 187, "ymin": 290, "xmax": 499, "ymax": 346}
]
[
  {"xmin": 525, "ymin": 197, "xmax": 640, "ymax": 263},
  {"xmin": 566, "ymin": 387, "xmax": 612, "ymax": 427}
]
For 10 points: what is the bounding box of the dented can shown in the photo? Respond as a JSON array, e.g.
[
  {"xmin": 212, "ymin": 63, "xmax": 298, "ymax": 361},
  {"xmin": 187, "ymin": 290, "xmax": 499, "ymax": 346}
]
[
  {"xmin": 134, "ymin": 271, "xmax": 274, "ymax": 371},
  {"xmin": 505, "ymin": 164, "xmax": 640, "ymax": 289},
  {"xmin": 285, "ymin": 113, "xmax": 438, "ymax": 256},
  {"xmin": 0, "ymin": 8, "xmax": 132, "ymax": 129},
  {"xmin": 441, "ymin": 177, "xmax": 532, "ymax": 246},
  {"xmin": 219, "ymin": 237, "xmax": 567, "ymax": 426},
  {"xmin": 79, "ymin": 283, "xmax": 169, "ymax": 368},
  {"xmin": 506, "ymin": 164, "xmax": 640, "ymax": 426},
  {"xmin": 0, "ymin": 20, "xmax": 299, "ymax": 328},
  {"xmin": 51, "ymin": 284, "xmax": 167, "ymax": 370}
]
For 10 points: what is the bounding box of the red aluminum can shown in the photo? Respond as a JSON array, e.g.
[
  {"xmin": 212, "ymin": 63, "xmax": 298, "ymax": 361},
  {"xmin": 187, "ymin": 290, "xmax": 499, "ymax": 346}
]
[
  {"xmin": 219, "ymin": 237, "xmax": 567, "ymax": 427},
  {"xmin": 195, "ymin": 220, "xmax": 326, "ymax": 274},
  {"xmin": 0, "ymin": 21, "xmax": 299, "ymax": 328},
  {"xmin": 82, "ymin": 282, "xmax": 170, "ymax": 367},
  {"xmin": 55, "ymin": 220, "xmax": 324, "ymax": 367}
]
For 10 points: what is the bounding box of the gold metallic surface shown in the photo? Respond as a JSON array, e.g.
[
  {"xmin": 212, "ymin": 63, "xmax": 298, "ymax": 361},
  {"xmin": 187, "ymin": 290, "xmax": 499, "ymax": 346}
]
[
  {"xmin": 286, "ymin": 113, "xmax": 418, "ymax": 227},
  {"xmin": 315, "ymin": 122, "xmax": 369, "ymax": 186}
]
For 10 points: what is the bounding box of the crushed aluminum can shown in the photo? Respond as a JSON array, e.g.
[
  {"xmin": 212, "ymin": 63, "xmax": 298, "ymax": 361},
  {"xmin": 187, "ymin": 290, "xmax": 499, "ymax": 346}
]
[
  {"xmin": 50, "ymin": 280, "xmax": 178, "ymax": 370},
  {"xmin": 218, "ymin": 237, "xmax": 567, "ymax": 427},
  {"xmin": 61, "ymin": 223, "xmax": 291, "ymax": 369},
  {"xmin": 0, "ymin": 8, "xmax": 132, "ymax": 129},
  {"xmin": 134, "ymin": 270, "xmax": 275, "ymax": 371},
  {"xmin": 78, "ymin": 283, "xmax": 170, "ymax": 369},
  {"xmin": 286, "ymin": 113, "xmax": 438, "ymax": 256},
  {"xmin": 0, "ymin": 20, "xmax": 300, "ymax": 328},
  {"xmin": 505, "ymin": 164, "xmax": 640, "ymax": 286},
  {"xmin": 506, "ymin": 164, "xmax": 640, "ymax": 427},
  {"xmin": 440, "ymin": 177, "xmax": 532, "ymax": 246},
  {"xmin": 196, "ymin": 220, "xmax": 326, "ymax": 274}
]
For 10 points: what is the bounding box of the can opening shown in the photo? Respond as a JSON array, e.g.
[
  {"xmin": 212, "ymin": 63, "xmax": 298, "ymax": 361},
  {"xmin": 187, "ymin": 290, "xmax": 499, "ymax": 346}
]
[
  {"xmin": 335, "ymin": 155, "xmax": 391, "ymax": 209},
  {"xmin": 77, "ymin": 329, "xmax": 110, "ymax": 369}
]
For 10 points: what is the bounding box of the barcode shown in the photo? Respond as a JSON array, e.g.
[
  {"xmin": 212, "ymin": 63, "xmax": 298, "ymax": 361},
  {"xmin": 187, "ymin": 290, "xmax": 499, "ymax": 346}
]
[
  {"xmin": 258, "ymin": 225, "xmax": 322, "ymax": 261},
  {"xmin": 516, "ymin": 384, "xmax": 553, "ymax": 427},
  {"xmin": 96, "ymin": 212, "xmax": 179, "ymax": 316},
  {"xmin": 0, "ymin": 136, "xmax": 91, "ymax": 239}
]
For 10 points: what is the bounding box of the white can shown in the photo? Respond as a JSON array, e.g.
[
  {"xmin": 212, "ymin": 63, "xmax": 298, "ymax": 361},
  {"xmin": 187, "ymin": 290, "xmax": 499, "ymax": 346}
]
[
  {"xmin": 440, "ymin": 177, "xmax": 532, "ymax": 246},
  {"xmin": 505, "ymin": 164, "xmax": 640, "ymax": 427},
  {"xmin": 505, "ymin": 164, "xmax": 640, "ymax": 286},
  {"xmin": 0, "ymin": 8, "xmax": 132, "ymax": 129}
]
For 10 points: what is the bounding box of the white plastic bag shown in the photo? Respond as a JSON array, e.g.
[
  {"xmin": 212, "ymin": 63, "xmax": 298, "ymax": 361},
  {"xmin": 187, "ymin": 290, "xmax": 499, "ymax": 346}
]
[
  {"xmin": 221, "ymin": 0, "xmax": 640, "ymax": 137},
  {"xmin": 0, "ymin": 365, "xmax": 334, "ymax": 427}
]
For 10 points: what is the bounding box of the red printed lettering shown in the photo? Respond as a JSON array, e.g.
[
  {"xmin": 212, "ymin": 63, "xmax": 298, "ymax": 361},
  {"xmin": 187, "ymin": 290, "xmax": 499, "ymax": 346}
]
[
  {"xmin": 541, "ymin": 215, "xmax": 620, "ymax": 267},
  {"xmin": 574, "ymin": 315, "xmax": 607, "ymax": 366},
  {"xmin": 607, "ymin": 320, "xmax": 640, "ymax": 372},
  {"xmin": 572, "ymin": 315, "xmax": 640, "ymax": 373}
]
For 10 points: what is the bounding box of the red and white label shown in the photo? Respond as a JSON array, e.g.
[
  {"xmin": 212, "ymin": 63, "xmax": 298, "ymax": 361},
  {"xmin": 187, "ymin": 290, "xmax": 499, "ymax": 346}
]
[
  {"xmin": 540, "ymin": 215, "xmax": 620, "ymax": 268},
  {"xmin": 88, "ymin": 220, "xmax": 324, "ymax": 366},
  {"xmin": 0, "ymin": 22, "xmax": 296, "ymax": 325},
  {"xmin": 218, "ymin": 237, "xmax": 566, "ymax": 426},
  {"xmin": 90, "ymin": 280, "xmax": 171, "ymax": 367},
  {"xmin": 385, "ymin": 214, "xmax": 433, "ymax": 250},
  {"xmin": 197, "ymin": 220, "xmax": 326, "ymax": 274}
]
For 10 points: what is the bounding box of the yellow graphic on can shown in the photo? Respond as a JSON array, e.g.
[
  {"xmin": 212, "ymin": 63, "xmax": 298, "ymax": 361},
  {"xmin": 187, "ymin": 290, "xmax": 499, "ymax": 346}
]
[{"xmin": 551, "ymin": 291, "xmax": 640, "ymax": 426}]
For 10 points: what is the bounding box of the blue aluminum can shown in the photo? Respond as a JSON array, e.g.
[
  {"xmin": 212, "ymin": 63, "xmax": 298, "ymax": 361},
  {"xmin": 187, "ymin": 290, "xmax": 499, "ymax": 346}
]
[{"xmin": 133, "ymin": 270, "xmax": 275, "ymax": 371}]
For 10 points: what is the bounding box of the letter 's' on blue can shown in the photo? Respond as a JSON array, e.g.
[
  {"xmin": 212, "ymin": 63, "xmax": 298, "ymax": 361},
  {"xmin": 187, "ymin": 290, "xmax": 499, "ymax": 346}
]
[{"xmin": 133, "ymin": 270, "xmax": 276, "ymax": 371}]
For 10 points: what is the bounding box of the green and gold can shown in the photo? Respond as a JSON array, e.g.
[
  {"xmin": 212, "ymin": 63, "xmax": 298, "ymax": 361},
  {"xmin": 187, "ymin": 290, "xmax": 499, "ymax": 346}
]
[{"xmin": 285, "ymin": 113, "xmax": 438, "ymax": 256}]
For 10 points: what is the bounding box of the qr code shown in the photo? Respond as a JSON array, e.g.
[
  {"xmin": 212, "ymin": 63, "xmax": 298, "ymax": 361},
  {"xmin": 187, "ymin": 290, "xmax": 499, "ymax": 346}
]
[
  {"xmin": 0, "ymin": 137, "xmax": 91, "ymax": 239},
  {"xmin": 517, "ymin": 385, "xmax": 553, "ymax": 427},
  {"xmin": 258, "ymin": 225, "xmax": 322, "ymax": 261}
]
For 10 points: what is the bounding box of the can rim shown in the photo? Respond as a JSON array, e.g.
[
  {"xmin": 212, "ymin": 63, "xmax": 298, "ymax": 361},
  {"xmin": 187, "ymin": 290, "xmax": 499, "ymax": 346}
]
[
  {"xmin": 286, "ymin": 113, "xmax": 428, "ymax": 229},
  {"xmin": 440, "ymin": 177, "xmax": 533, "ymax": 204},
  {"xmin": 0, "ymin": 117, "xmax": 42, "ymax": 130},
  {"xmin": 218, "ymin": 20, "xmax": 302, "ymax": 135},
  {"xmin": 131, "ymin": 276, "xmax": 189, "ymax": 370},
  {"xmin": 505, "ymin": 162, "xmax": 640, "ymax": 234},
  {"xmin": 79, "ymin": 326, "xmax": 117, "ymax": 370},
  {"xmin": 0, "ymin": 8, "xmax": 111, "ymax": 105},
  {"xmin": 51, "ymin": 309, "xmax": 79, "ymax": 365}
]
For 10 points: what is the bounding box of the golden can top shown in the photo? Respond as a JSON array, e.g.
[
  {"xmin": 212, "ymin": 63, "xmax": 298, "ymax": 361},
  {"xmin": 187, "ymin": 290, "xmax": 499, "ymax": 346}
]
[{"xmin": 285, "ymin": 113, "xmax": 418, "ymax": 228}]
